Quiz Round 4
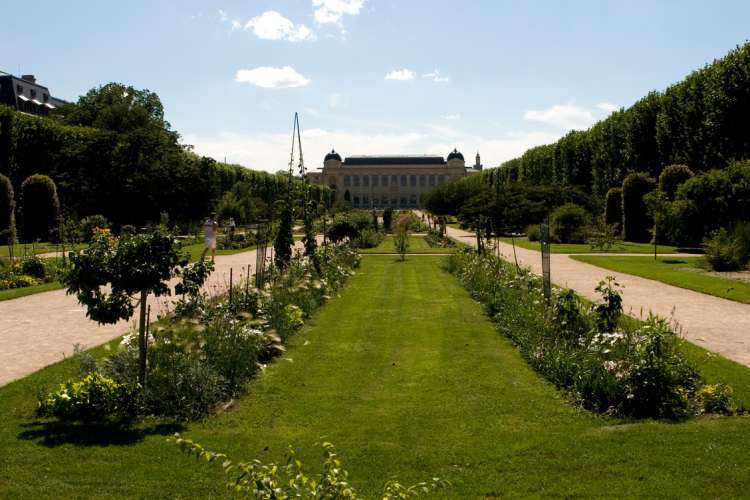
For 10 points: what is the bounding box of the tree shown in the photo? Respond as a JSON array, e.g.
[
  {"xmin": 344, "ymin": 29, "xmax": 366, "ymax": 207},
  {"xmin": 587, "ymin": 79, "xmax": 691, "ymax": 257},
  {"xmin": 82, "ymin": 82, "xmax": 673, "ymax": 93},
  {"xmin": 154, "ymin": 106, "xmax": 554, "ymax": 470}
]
[
  {"xmin": 216, "ymin": 192, "xmax": 245, "ymax": 224},
  {"xmin": 382, "ymin": 208, "xmax": 393, "ymax": 232},
  {"xmin": 63, "ymin": 230, "xmax": 213, "ymax": 386},
  {"xmin": 604, "ymin": 187, "xmax": 623, "ymax": 234},
  {"xmin": 393, "ymin": 213, "xmax": 411, "ymax": 261},
  {"xmin": 658, "ymin": 164, "xmax": 694, "ymax": 200},
  {"xmin": 302, "ymin": 198, "xmax": 317, "ymax": 265},
  {"xmin": 0, "ymin": 174, "xmax": 15, "ymax": 247},
  {"xmin": 21, "ymin": 174, "xmax": 60, "ymax": 242},
  {"xmin": 371, "ymin": 210, "xmax": 379, "ymax": 231},
  {"xmin": 621, "ymin": 173, "xmax": 656, "ymax": 243}
]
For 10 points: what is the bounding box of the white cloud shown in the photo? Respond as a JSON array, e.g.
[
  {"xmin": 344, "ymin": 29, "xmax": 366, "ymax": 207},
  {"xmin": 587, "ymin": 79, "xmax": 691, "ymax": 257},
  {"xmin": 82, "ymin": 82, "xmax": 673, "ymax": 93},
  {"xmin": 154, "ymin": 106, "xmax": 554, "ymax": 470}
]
[
  {"xmin": 443, "ymin": 113, "xmax": 461, "ymax": 120},
  {"xmin": 235, "ymin": 66, "xmax": 311, "ymax": 89},
  {"xmin": 384, "ymin": 69, "xmax": 415, "ymax": 81},
  {"xmin": 312, "ymin": 0, "xmax": 365, "ymax": 25},
  {"xmin": 245, "ymin": 11, "xmax": 315, "ymax": 42},
  {"xmin": 523, "ymin": 104, "xmax": 598, "ymax": 130},
  {"xmin": 597, "ymin": 102, "xmax": 620, "ymax": 113},
  {"xmin": 423, "ymin": 69, "xmax": 450, "ymax": 83}
]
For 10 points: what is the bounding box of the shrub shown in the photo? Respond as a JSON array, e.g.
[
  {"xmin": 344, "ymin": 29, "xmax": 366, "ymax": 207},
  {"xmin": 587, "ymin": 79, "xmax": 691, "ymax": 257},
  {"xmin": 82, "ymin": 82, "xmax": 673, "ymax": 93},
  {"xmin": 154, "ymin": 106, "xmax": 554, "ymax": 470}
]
[
  {"xmin": 604, "ymin": 187, "xmax": 622, "ymax": 232},
  {"xmin": 659, "ymin": 164, "xmax": 694, "ymax": 200},
  {"xmin": 424, "ymin": 229, "xmax": 455, "ymax": 248},
  {"xmin": 695, "ymin": 383, "xmax": 735, "ymax": 415},
  {"xmin": 37, "ymin": 372, "xmax": 131, "ymax": 420},
  {"xmin": 622, "ymin": 173, "xmax": 656, "ymax": 243},
  {"xmin": 120, "ymin": 224, "xmax": 136, "ymax": 237},
  {"xmin": 353, "ymin": 228, "xmax": 384, "ymax": 249},
  {"xmin": 21, "ymin": 174, "xmax": 60, "ymax": 242},
  {"xmin": 703, "ymin": 228, "xmax": 746, "ymax": 271},
  {"xmin": 382, "ymin": 207, "xmax": 393, "ymax": 232},
  {"xmin": 79, "ymin": 214, "xmax": 110, "ymax": 242},
  {"xmin": 525, "ymin": 224, "xmax": 541, "ymax": 241},
  {"xmin": 21, "ymin": 256, "xmax": 46, "ymax": 279},
  {"xmin": 550, "ymin": 203, "xmax": 590, "ymax": 243},
  {"xmin": 0, "ymin": 173, "xmax": 14, "ymax": 245}
]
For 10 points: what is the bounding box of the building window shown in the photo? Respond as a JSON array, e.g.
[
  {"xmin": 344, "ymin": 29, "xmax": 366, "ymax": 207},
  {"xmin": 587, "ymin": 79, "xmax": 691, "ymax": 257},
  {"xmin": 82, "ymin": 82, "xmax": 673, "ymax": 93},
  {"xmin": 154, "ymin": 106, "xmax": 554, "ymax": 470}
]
[
  {"xmin": 372, "ymin": 175, "xmax": 379, "ymax": 187},
  {"xmin": 363, "ymin": 175, "xmax": 369, "ymax": 187},
  {"xmin": 382, "ymin": 196, "xmax": 388, "ymax": 205},
  {"xmin": 382, "ymin": 175, "xmax": 388, "ymax": 186},
  {"xmin": 391, "ymin": 175, "xmax": 397, "ymax": 186},
  {"xmin": 353, "ymin": 175, "xmax": 360, "ymax": 187},
  {"xmin": 16, "ymin": 85, "xmax": 23, "ymax": 94},
  {"xmin": 30, "ymin": 89, "xmax": 37, "ymax": 98},
  {"xmin": 400, "ymin": 175, "xmax": 407, "ymax": 187},
  {"xmin": 410, "ymin": 175, "xmax": 416, "ymax": 187},
  {"xmin": 344, "ymin": 175, "xmax": 351, "ymax": 187},
  {"xmin": 429, "ymin": 175, "xmax": 436, "ymax": 186},
  {"xmin": 438, "ymin": 175, "xmax": 445, "ymax": 185},
  {"xmin": 409, "ymin": 195, "xmax": 417, "ymax": 206},
  {"xmin": 400, "ymin": 197, "xmax": 407, "ymax": 207},
  {"xmin": 43, "ymin": 93, "xmax": 49, "ymax": 102},
  {"xmin": 419, "ymin": 175, "xmax": 426, "ymax": 187},
  {"xmin": 353, "ymin": 196, "xmax": 360, "ymax": 207},
  {"xmin": 391, "ymin": 197, "xmax": 398, "ymax": 206}
]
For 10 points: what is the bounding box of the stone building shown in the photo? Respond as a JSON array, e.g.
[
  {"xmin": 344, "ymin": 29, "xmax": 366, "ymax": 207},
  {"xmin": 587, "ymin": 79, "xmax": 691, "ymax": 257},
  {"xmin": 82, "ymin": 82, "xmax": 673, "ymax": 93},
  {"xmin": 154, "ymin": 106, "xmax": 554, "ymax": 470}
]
[
  {"xmin": 307, "ymin": 149, "xmax": 482, "ymax": 208},
  {"xmin": 0, "ymin": 72, "xmax": 67, "ymax": 116}
]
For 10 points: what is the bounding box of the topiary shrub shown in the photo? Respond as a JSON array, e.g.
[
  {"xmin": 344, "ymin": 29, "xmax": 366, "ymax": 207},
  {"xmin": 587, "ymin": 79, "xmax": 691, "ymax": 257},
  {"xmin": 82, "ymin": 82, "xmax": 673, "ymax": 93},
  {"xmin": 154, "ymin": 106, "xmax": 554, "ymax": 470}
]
[
  {"xmin": 550, "ymin": 203, "xmax": 590, "ymax": 243},
  {"xmin": 604, "ymin": 187, "xmax": 623, "ymax": 233},
  {"xmin": 659, "ymin": 164, "xmax": 694, "ymax": 201},
  {"xmin": 525, "ymin": 224, "xmax": 541, "ymax": 242},
  {"xmin": 0, "ymin": 174, "xmax": 15, "ymax": 245},
  {"xmin": 703, "ymin": 227, "xmax": 749, "ymax": 271},
  {"xmin": 621, "ymin": 173, "xmax": 656, "ymax": 243},
  {"xmin": 21, "ymin": 174, "xmax": 60, "ymax": 242},
  {"xmin": 382, "ymin": 207, "xmax": 393, "ymax": 232}
]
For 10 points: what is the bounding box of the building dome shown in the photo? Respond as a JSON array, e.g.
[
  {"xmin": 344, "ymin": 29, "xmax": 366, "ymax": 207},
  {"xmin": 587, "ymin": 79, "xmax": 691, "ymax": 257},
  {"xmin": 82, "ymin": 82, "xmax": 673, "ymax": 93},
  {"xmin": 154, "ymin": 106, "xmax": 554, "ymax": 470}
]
[
  {"xmin": 324, "ymin": 149, "xmax": 342, "ymax": 162},
  {"xmin": 447, "ymin": 148, "xmax": 464, "ymax": 161}
]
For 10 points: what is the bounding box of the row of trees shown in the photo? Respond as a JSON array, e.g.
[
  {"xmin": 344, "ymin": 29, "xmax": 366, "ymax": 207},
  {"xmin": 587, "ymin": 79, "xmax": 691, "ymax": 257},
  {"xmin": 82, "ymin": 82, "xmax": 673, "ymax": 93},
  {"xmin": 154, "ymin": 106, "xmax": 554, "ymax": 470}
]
[
  {"xmin": 0, "ymin": 83, "xmax": 305, "ymax": 233},
  {"xmin": 496, "ymin": 43, "xmax": 750, "ymax": 199},
  {"xmin": 0, "ymin": 173, "xmax": 60, "ymax": 248}
]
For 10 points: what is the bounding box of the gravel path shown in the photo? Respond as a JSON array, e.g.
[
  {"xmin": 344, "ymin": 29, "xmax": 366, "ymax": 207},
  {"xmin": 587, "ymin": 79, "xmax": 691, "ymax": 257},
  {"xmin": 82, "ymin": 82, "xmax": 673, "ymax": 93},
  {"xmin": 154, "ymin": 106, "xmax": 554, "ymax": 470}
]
[
  {"xmin": 446, "ymin": 226, "xmax": 750, "ymax": 368},
  {"xmin": 0, "ymin": 245, "xmax": 280, "ymax": 387}
]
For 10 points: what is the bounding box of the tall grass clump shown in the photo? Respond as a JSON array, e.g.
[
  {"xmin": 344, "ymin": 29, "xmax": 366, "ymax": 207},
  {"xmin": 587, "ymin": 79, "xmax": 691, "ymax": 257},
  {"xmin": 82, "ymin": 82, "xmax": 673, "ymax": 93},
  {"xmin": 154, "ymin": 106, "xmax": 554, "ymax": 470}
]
[{"xmin": 448, "ymin": 248, "xmax": 730, "ymax": 419}]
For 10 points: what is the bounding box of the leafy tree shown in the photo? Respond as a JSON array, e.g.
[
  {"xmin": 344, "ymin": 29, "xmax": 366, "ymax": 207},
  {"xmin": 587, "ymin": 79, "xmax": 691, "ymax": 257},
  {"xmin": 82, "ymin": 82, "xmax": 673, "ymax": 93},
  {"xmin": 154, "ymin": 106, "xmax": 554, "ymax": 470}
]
[
  {"xmin": 393, "ymin": 214, "xmax": 411, "ymax": 261},
  {"xmin": 274, "ymin": 204, "xmax": 294, "ymax": 269},
  {"xmin": 622, "ymin": 173, "xmax": 656, "ymax": 242},
  {"xmin": 63, "ymin": 230, "xmax": 213, "ymax": 385},
  {"xmin": 550, "ymin": 203, "xmax": 590, "ymax": 243},
  {"xmin": 658, "ymin": 164, "xmax": 694, "ymax": 200},
  {"xmin": 21, "ymin": 174, "xmax": 60, "ymax": 242},
  {"xmin": 216, "ymin": 192, "xmax": 244, "ymax": 224},
  {"xmin": 79, "ymin": 214, "xmax": 110, "ymax": 242}
]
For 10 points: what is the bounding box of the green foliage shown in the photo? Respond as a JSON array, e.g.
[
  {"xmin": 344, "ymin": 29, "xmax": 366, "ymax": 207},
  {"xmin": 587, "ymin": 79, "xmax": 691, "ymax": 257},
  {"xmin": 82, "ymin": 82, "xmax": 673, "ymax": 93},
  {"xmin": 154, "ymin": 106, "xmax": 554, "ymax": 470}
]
[
  {"xmin": 353, "ymin": 228, "xmax": 384, "ymax": 249},
  {"xmin": 37, "ymin": 372, "xmax": 131, "ymax": 420},
  {"xmin": 382, "ymin": 207, "xmax": 393, "ymax": 232},
  {"xmin": 587, "ymin": 218, "xmax": 619, "ymax": 252},
  {"xmin": 172, "ymin": 436, "xmax": 448, "ymax": 499},
  {"xmin": 424, "ymin": 229, "xmax": 455, "ymax": 248},
  {"xmin": 274, "ymin": 204, "xmax": 294, "ymax": 269},
  {"xmin": 525, "ymin": 224, "xmax": 540, "ymax": 241},
  {"xmin": 216, "ymin": 191, "xmax": 244, "ymax": 223},
  {"xmin": 448, "ymin": 249, "xmax": 704, "ymax": 420},
  {"xmin": 703, "ymin": 228, "xmax": 748, "ymax": 271},
  {"xmin": 393, "ymin": 214, "xmax": 411, "ymax": 261},
  {"xmin": 20, "ymin": 174, "xmax": 59, "ymax": 242},
  {"xmin": 658, "ymin": 164, "xmax": 694, "ymax": 200},
  {"xmin": 79, "ymin": 214, "xmax": 110, "ymax": 242},
  {"xmin": 621, "ymin": 173, "xmax": 656, "ymax": 242},
  {"xmin": 695, "ymin": 383, "xmax": 735, "ymax": 415},
  {"xmin": 0, "ymin": 173, "xmax": 14, "ymax": 245},
  {"xmin": 495, "ymin": 43, "xmax": 750, "ymax": 198},
  {"xmin": 371, "ymin": 210, "xmax": 379, "ymax": 231},
  {"xmin": 604, "ymin": 187, "xmax": 622, "ymax": 232},
  {"xmin": 550, "ymin": 203, "xmax": 589, "ymax": 243},
  {"xmin": 20, "ymin": 256, "xmax": 46, "ymax": 279}
]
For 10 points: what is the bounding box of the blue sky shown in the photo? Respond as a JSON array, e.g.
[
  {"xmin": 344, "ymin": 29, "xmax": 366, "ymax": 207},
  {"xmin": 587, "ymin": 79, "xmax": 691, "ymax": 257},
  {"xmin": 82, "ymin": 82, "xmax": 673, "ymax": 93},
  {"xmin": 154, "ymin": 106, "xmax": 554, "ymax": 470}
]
[{"xmin": 3, "ymin": 1, "xmax": 749, "ymax": 171}]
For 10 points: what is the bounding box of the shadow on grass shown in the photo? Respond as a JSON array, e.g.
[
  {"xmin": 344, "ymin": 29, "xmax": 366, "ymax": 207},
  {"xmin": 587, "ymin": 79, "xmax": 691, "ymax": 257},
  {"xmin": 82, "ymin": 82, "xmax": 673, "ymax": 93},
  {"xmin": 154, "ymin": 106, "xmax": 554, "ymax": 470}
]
[{"xmin": 18, "ymin": 419, "xmax": 185, "ymax": 448}]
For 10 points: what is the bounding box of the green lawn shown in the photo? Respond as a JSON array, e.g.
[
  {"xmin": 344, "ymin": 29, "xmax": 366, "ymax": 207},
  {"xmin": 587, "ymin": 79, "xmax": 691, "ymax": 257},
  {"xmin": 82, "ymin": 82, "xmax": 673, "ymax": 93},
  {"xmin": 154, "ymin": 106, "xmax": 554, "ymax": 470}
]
[
  {"xmin": 572, "ymin": 255, "xmax": 750, "ymax": 304},
  {"xmin": 2, "ymin": 256, "xmax": 750, "ymax": 497},
  {"xmin": 499, "ymin": 237, "xmax": 681, "ymax": 254},
  {"xmin": 0, "ymin": 282, "xmax": 64, "ymax": 302},
  {"xmin": 0, "ymin": 243, "xmax": 86, "ymax": 258},
  {"xmin": 359, "ymin": 235, "xmax": 455, "ymax": 254}
]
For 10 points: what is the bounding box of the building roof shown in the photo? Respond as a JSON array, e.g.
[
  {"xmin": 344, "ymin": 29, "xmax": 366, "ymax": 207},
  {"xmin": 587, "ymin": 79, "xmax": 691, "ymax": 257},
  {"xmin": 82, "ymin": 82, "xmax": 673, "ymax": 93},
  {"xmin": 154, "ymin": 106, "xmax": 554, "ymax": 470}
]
[
  {"xmin": 324, "ymin": 149, "xmax": 342, "ymax": 162},
  {"xmin": 447, "ymin": 148, "xmax": 464, "ymax": 161},
  {"xmin": 343, "ymin": 155, "xmax": 446, "ymax": 166}
]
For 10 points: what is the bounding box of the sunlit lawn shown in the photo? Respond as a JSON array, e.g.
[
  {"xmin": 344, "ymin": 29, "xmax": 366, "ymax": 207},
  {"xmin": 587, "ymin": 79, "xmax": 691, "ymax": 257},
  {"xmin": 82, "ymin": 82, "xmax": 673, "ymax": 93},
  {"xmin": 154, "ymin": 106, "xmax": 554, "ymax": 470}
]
[
  {"xmin": 359, "ymin": 234, "xmax": 455, "ymax": 254},
  {"xmin": 2, "ymin": 256, "xmax": 750, "ymax": 497},
  {"xmin": 572, "ymin": 255, "xmax": 750, "ymax": 304},
  {"xmin": 498, "ymin": 237, "xmax": 681, "ymax": 254}
]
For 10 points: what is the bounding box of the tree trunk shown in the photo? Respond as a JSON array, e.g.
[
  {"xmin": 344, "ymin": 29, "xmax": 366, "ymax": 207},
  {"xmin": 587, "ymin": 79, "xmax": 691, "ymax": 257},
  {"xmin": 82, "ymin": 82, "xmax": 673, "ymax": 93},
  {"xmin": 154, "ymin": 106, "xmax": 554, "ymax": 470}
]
[{"xmin": 138, "ymin": 290, "xmax": 148, "ymax": 388}]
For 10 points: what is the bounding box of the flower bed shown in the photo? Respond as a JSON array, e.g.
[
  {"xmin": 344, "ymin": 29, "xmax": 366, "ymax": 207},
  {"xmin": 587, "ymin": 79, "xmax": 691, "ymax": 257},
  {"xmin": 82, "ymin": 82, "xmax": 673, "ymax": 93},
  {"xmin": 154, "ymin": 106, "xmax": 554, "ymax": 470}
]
[{"xmin": 448, "ymin": 248, "xmax": 734, "ymax": 419}]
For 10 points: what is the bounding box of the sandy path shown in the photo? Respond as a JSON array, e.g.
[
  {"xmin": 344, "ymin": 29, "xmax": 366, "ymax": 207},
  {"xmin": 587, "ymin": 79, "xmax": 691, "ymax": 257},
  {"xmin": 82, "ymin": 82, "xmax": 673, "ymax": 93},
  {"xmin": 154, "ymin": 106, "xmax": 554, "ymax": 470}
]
[
  {"xmin": 446, "ymin": 226, "xmax": 750, "ymax": 368},
  {"xmin": 0, "ymin": 244, "xmax": 288, "ymax": 387}
]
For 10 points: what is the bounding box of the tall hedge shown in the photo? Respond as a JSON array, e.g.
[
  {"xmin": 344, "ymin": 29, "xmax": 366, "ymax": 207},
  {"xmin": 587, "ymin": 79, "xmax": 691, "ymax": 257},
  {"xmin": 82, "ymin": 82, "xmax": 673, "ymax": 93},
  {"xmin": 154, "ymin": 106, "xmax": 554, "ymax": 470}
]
[
  {"xmin": 622, "ymin": 173, "xmax": 656, "ymax": 243},
  {"xmin": 21, "ymin": 174, "xmax": 60, "ymax": 242},
  {"xmin": 0, "ymin": 173, "xmax": 14, "ymax": 243},
  {"xmin": 604, "ymin": 187, "xmax": 623, "ymax": 231},
  {"xmin": 497, "ymin": 42, "xmax": 750, "ymax": 197},
  {"xmin": 658, "ymin": 164, "xmax": 694, "ymax": 200}
]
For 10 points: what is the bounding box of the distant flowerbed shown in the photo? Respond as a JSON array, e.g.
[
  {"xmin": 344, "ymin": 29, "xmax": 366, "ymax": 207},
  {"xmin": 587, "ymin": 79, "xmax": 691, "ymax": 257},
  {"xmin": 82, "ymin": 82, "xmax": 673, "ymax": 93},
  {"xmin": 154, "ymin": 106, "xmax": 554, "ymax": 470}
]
[{"xmin": 448, "ymin": 248, "xmax": 735, "ymax": 420}]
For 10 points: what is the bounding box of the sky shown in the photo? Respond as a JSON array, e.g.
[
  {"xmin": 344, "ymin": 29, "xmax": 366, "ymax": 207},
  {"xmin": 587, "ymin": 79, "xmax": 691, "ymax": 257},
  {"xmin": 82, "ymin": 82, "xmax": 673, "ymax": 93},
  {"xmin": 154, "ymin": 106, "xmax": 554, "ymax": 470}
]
[{"xmin": 3, "ymin": 1, "xmax": 749, "ymax": 172}]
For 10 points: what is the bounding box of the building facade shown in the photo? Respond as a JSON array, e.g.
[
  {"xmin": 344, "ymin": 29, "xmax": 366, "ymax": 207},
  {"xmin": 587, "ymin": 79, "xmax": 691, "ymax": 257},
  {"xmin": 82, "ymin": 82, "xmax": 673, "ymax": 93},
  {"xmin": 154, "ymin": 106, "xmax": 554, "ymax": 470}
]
[
  {"xmin": 0, "ymin": 72, "xmax": 67, "ymax": 116},
  {"xmin": 307, "ymin": 149, "xmax": 482, "ymax": 208}
]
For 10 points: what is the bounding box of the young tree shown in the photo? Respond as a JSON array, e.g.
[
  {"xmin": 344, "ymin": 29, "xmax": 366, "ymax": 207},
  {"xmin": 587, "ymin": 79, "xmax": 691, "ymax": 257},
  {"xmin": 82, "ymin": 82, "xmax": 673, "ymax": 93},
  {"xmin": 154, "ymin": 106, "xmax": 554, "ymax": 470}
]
[
  {"xmin": 21, "ymin": 174, "xmax": 60, "ymax": 242},
  {"xmin": 0, "ymin": 174, "xmax": 15, "ymax": 257},
  {"xmin": 63, "ymin": 230, "xmax": 213, "ymax": 386},
  {"xmin": 393, "ymin": 213, "xmax": 411, "ymax": 261}
]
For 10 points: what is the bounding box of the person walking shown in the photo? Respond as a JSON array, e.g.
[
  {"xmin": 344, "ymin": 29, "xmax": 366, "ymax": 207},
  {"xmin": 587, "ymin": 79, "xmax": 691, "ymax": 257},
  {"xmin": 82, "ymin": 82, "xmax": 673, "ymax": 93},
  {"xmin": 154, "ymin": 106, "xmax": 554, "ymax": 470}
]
[{"xmin": 202, "ymin": 214, "xmax": 219, "ymax": 262}]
